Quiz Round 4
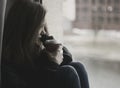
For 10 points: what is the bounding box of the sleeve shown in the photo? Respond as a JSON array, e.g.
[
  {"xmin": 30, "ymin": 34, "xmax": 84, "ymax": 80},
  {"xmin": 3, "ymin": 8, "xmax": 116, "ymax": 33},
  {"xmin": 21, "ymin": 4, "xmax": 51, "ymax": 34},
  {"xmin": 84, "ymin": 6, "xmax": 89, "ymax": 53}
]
[{"xmin": 61, "ymin": 46, "xmax": 73, "ymax": 65}]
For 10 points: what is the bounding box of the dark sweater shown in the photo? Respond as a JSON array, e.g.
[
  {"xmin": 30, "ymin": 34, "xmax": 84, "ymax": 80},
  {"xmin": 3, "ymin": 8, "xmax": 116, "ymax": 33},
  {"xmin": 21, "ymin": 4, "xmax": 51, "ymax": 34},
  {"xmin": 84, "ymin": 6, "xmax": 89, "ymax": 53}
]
[{"xmin": 1, "ymin": 47, "xmax": 73, "ymax": 88}]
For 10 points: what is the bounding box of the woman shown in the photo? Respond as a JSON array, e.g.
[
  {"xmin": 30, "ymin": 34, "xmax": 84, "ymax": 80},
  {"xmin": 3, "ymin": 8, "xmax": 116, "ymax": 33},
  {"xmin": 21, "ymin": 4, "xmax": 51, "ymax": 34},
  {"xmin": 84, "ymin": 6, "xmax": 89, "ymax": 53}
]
[{"xmin": 1, "ymin": 0, "xmax": 89, "ymax": 88}]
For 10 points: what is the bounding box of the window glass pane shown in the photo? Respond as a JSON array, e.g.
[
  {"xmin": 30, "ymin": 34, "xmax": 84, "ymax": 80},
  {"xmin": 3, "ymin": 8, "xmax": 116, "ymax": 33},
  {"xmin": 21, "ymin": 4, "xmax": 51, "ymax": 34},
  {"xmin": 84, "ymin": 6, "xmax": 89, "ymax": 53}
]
[
  {"xmin": 82, "ymin": 0, "xmax": 88, "ymax": 3},
  {"xmin": 98, "ymin": 7, "xmax": 104, "ymax": 14},
  {"xmin": 107, "ymin": 17, "xmax": 112, "ymax": 23},
  {"xmin": 107, "ymin": 0, "xmax": 112, "ymax": 4},
  {"xmin": 92, "ymin": 0, "xmax": 95, "ymax": 4},
  {"xmin": 82, "ymin": 7, "xmax": 88, "ymax": 12},
  {"xmin": 99, "ymin": 0, "xmax": 105, "ymax": 4},
  {"xmin": 114, "ymin": 0, "xmax": 120, "ymax": 3},
  {"xmin": 113, "ymin": 7, "xmax": 120, "ymax": 13},
  {"xmin": 62, "ymin": 0, "xmax": 120, "ymax": 88},
  {"xmin": 98, "ymin": 16, "xmax": 104, "ymax": 22},
  {"xmin": 114, "ymin": 16, "xmax": 120, "ymax": 23}
]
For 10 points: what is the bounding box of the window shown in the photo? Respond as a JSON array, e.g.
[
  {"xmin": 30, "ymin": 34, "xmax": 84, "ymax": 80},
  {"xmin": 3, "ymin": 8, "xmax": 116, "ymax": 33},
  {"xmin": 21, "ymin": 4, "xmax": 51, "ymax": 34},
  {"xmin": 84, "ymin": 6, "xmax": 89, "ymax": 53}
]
[
  {"xmin": 98, "ymin": 7, "xmax": 104, "ymax": 14},
  {"xmin": 98, "ymin": 16, "xmax": 104, "ymax": 23},
  {"xmin": 92, "ymin": 0, "xmax": 95, "ymax": 4},
  {"xmin": 113, "ymin": 7, "xmax": 120, "ymax": 13},
  {"xmin": 107, "ymin": 0, "xmax": 112, "ymax": 4},
  {"xmin": 99, "ymin": 0, "xmax": 105, "ymax": 4},
  {"xmin": 92, "ymin": 16, "xmax": 97, "ymax": 22},
  {"xmin": 78, "ymin": 14, "xmax": 90, "ymax": 23},
  {"xmin": 82, "ymin": 7, "xmax": 88, "ymax": 12},
  {"xmin": 107, "ymin": 16, "xmax": 112, "ymax": 23},
  {"xmin": 114, "ymin": 16, "xmax": 120, "ymax": 23},
  {"xmin": 114, "ymin": 0, "xmax": 120, "ymax": 3},
  {"xmin": 92, "ymin": 6, "xmax": 97, "ymax": 13},
  {"xmin": 62, "ymin": 0, "xmax": 120, "ymax": 88},
  {"xmin": 82, "ymin": 0, "xmax": 88, "ymax": 3}
]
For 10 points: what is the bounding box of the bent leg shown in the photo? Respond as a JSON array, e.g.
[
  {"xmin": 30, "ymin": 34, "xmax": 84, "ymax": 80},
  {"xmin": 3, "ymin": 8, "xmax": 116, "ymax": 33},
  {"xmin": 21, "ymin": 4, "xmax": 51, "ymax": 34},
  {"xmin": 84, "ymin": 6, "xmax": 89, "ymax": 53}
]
[
  {"xmin": 69, "ymin": 62, "xmax": 89, "ymax": 88},
  {"xmin": 56, "ymin": 65, "xmax": 81, "ymax": 88}
]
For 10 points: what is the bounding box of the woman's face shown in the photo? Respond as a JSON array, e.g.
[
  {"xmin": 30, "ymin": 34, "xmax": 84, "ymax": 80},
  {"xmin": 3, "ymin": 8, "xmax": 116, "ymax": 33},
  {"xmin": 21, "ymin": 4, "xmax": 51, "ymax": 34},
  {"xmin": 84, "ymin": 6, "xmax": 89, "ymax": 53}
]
[{"xmin": 34, "ymin": 21, "xmax": 47, "ymax": 50}]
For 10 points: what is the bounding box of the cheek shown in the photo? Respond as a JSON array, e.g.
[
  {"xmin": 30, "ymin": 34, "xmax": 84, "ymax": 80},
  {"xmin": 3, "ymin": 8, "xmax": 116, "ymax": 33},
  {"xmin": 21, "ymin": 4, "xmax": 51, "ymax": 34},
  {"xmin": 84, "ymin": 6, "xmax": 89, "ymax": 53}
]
[{"xmin": 39, "ymin": 27, "xmax": 46, "ymax": 35}]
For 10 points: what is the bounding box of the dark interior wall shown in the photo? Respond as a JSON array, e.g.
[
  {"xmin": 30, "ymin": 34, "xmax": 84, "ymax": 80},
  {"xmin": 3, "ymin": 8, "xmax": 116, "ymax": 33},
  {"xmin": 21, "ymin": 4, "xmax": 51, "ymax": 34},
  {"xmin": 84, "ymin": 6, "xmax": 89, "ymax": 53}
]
[
  {"xmin": 0, "ymin": 0, "xmax": 19, "ymax": 84},
  {"xmin": 0, "ymin": 0, "xmax": 7, "ymax": 85},
  {"xmin": 5, "ymin": 0, "xmax": 16, "ymax": 18}
]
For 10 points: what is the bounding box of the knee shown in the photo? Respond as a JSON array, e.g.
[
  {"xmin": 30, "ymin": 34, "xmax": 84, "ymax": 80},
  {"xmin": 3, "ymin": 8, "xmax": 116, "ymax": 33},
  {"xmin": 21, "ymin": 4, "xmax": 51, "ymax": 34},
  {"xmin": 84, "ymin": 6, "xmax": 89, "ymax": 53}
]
[
  {"xmin": 69, "ymin": 62, "xmax": 88, "ymax": 75},
  {"xmin": 70, "ymin": 62, "xmax": 85, "ymax": 69},
  {"xmin": 58, "ymin": 65, "xmax": 79, "ymax": 76},
  {"xmin": 60, "ymin": 65, "xmax": 77, "ymax": 73},
  {"xmin": 57, "ymin": 65, "xmax": 81, "ymax": 88}
]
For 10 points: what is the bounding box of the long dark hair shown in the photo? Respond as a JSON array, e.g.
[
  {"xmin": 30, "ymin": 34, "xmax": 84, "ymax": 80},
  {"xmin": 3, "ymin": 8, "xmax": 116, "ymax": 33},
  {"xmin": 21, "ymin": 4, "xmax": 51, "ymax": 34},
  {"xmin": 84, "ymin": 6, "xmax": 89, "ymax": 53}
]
[{"xmin": 2, "ymin": 0, "xmax": 46, "ymax": 64}]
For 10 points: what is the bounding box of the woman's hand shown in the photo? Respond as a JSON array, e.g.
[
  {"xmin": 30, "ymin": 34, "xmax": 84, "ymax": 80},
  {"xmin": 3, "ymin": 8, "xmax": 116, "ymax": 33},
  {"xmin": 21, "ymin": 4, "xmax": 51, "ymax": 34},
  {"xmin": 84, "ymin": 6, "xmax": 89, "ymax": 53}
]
[
  {"xmin": 44, "ymin": 40, "xmax": 63, "ymax": 65},
  {"xmin": 47, "ymin": 45, "xmax": 63, "ymax": 65}
]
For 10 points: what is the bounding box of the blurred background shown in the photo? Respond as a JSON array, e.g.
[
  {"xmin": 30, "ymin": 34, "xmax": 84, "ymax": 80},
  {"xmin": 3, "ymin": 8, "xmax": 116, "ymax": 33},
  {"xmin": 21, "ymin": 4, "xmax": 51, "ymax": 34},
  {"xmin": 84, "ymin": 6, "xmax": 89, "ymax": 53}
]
[
  {"xmin": 63, "ymin": 0, "xmax": 120, "ymax": 88},
  {"xmin": 44, "ymin": 0, "xmax": 120, "ymax": 88}
]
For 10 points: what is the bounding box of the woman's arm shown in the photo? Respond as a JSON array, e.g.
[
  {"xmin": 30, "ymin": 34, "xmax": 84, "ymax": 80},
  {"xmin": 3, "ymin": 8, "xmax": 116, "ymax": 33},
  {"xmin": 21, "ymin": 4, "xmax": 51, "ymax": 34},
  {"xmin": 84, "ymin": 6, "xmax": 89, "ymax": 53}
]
[{"xmin": 61, "ymin": 46, "xmax": 73, "ymax": 65}]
